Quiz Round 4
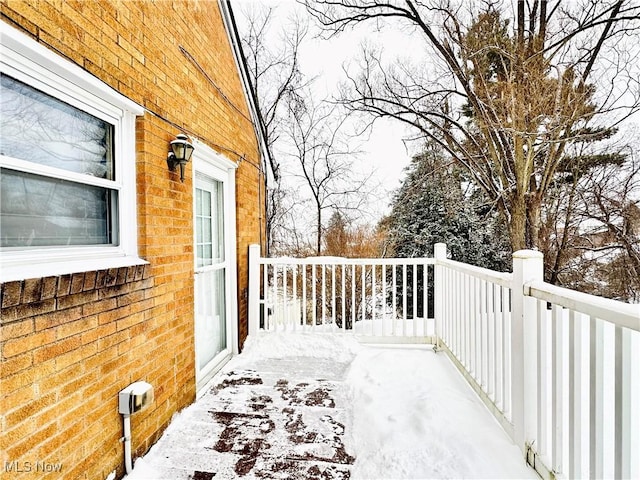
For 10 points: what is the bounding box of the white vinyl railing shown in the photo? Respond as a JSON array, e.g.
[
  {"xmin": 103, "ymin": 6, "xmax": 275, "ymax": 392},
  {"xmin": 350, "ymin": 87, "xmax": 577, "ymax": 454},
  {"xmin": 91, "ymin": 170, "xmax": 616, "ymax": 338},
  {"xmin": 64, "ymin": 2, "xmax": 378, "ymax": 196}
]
[
  {"xmin": 434, "ymin": 244, "xmax": 515, "ymax": 439},
  {"xmin": 248, "ymin": 243, "xmax": 640, "ymax": 479},
  {"xmin": 523, "ymin": 279, "xmax": 639, "ymax": 480},
  {"xmin": 248, "ymin": 246, "xmax": 435, "ymax": 342}
]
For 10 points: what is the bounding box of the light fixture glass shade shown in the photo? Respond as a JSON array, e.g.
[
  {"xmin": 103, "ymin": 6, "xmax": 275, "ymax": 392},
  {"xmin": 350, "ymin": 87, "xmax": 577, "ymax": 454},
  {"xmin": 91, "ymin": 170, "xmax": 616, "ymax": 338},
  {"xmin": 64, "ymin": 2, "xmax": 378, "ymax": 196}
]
[
  {"xmin": 170, "ymin": 134, "xmax": 193, "ymax": 162},
  {"xmin": 183, "ymin": 142, "xmax": 194, "ymax": 162}
]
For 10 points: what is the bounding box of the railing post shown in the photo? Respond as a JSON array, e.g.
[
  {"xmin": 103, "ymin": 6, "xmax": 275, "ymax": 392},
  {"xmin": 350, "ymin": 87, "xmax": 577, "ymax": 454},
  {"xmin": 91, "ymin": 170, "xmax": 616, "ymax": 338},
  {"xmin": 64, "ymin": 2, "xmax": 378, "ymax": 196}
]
[
  {"xmin": 511, "ymin": 249, "xmax": 544, "ymax": 456},
  {"xmin": 434, "ymin": 243, "xmax": 447, "ymax": 351},
  {"xmin": 248, "ymin": 244, "xmax": 261, "ymax": 337}
]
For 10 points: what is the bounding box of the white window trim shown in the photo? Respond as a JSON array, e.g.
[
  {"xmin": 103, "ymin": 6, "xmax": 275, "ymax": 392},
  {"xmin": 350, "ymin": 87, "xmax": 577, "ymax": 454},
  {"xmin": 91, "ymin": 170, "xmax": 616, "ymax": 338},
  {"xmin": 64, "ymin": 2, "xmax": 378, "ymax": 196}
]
[
  {"xmin": 0, "ymin": 22, "xmax": 146, "ymax": 282},
  {"xmin": 192, "ymin": 140, "xmax": 239, "ymax": 391}
]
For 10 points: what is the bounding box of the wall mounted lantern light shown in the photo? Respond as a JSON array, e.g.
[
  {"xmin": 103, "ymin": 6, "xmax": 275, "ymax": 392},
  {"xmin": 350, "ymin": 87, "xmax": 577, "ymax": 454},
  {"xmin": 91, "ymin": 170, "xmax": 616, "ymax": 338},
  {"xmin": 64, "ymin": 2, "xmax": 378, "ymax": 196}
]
[{"xmin": 167, "ymin": 133, "xmax": 194, "ymax": 182}]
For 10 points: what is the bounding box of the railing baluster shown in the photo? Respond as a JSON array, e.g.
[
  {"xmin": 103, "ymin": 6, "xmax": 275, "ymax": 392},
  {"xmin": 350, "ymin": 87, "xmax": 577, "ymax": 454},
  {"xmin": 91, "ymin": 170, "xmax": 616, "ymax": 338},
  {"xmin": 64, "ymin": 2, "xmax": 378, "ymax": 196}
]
[
  {"xmin": 383, "ymin": 264, "xmax": 388, "ymax": 335},
  {"xmin": 262, "ymin": 261, "xmax": 268, "ymax": 330},
  {"xmin": 402, "ymin": 264, "xmax": 407, "ymax": 337},
  {"xmin": 630, "ymin": 330, "xmax": 640, "ymax": 480},
  {"xmin": 469, "ymin": 274, "xmax": 476, "ymax": 377},
  {"xmin": 283, "ymin": 264, "xmax": 289, "ymax": 329},
  {"xmin": 481, "ymin": 277, "xmax": 487, "ymax": 385},
  {"xmin": 340, "ymin": 263, "xmax": 347, "ymax": 331},
  {"xmin": 448, "ymin": 269, "xmax": 453, "ymax": 351},
  {"xmin": 487, "ymin": 281, "xmax": 495, "ymax": 398},
  {"xmin": 312, "ymin": 264, "xmax": 317, "ymax": 326},
  {"xmin": 495, "ymin": 283, "xmax": 503, "ymax": 408},
  {"xmin": 444, "ymin": 267, "xmax": 449, "ymax": 346},
  {"xmin": 351, "ymin": 264, "xmax": 356, "ymax": 331},
  {"xmin": 568, "ymin": 309, "xmax": 581, "ymax": 479},
  {"xmin": 614, "ymin": 325, "xmax": 631, "ymax": 480},
  {"xmin": 467, "ymin": 273, "xmax": 472, "ymax": 370},
  {"xmin": 456, "ymin": 271, "xmax": 462, "ymax": 359},
  {"xmin": 475, "ymin": 275, "xmax": 480, "ymax": 378},
  {"xmin": 464, "ymin": 273, "xmax": 470, "ymax": 370},
  {"xmin": 321, "ymin": 264, "xmax": 326, "ymax": 325},
  {"xmin": 484, "ymin": 281, "xmax": 491, "ymax": 391},
  {"xmin": 452, "ymin": 270, "xmax": 457, "ymax": 356},
  {"xmin": 472, "ymin": 274, "xmax": 477, "ymax": 374},
  {"xmin": 360, "ymin": 264, "xmax": 367, "ymax": 333},
  {"xmin": 589, "ymin": 315, "xmax": 603, "ymax": 479},
  {"xmin": 292, "ymin": 265, "xmax": 298, "ymax": 331},
  {"xmin": 372, "ymin": 264, "xmax": 377, "ymax": 335},
  {"xmin": 392, "ymin": 264, "xmax": 397, "ymax": 336},
  {"xmin": 302, "ymin": 264, "xmax": 307, "ymax": 330},
  {"xmin": 551, "ymin": 305, "xmax": 565, "ymax": 473},
  {"xmin": 503, "ymin": 285, "xmax": 511, "ymax": 419},
  {"xmin": 412, "ymin": 264, "xmax": 417, "ymax": 337},
  {"xmin": 452, "ymin": 270, "xmax": 457, "ymax": 355},
  {"xmin": 444, "ymin": 267, "xmax": 449, "ymax": 347},
  {"xmin": 477, "ymin": 278, "xmax": 483, "ymax": 386},
  {"xmin": 460, "ymin": 273, "xmax": 466, "ymax": 367},
  {"xmin": 331, "ymin": 263, "xmax": 336, "ymax": 327},
  {"xmin": 423, "ymin": 263, "xmax": 428, "ymax": 336},
  {"xmin": 460, "ymin": 271, "xmax": 464, "ymax": 360},
  {"xmin": 536, "ymin": 299, "xmax": 548, "ymax": 460},
  {"xmin": 272, "ymin": 264, "xmax": 278, "ymax": 331}
]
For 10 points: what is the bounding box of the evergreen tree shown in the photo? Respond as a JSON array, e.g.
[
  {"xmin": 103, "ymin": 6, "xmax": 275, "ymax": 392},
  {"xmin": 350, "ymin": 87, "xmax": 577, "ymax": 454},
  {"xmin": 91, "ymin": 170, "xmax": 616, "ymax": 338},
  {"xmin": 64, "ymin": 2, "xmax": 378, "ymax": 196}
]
[
  {"xmin": 382, "ymin": 143, "xmax": 511, "ymax": 318},
  {"xmin": 384, "ymin": 143, "xmax": 510, "ymax": 271}
]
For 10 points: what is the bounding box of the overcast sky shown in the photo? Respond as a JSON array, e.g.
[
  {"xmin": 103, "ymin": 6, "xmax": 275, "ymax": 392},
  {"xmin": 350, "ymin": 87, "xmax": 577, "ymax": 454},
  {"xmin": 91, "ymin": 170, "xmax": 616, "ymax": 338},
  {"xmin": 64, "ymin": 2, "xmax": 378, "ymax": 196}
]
[
  {"xmin": 235, "ymin": 0, "xmax": 640, "ymax": 222},
  {"xmin": 235, "ymin": 0, "xmax": 416, "ymax": 221}
]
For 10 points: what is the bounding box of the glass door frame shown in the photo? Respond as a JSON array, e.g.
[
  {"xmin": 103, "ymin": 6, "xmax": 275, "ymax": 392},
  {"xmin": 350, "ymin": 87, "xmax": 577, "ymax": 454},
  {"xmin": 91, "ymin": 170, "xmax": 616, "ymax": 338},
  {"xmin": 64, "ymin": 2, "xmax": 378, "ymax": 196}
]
[{"xmin": 192, "ymin": 140, "xmax": 238, "ymax": 392}]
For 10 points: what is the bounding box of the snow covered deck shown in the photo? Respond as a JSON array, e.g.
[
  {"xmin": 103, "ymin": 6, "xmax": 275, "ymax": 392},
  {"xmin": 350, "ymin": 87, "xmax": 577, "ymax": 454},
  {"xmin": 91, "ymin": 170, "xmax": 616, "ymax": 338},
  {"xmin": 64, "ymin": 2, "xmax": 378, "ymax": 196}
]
[
  {"xmin": 126, "ymin": 334, "xmax": 536, "ymax": 479},
  {"xmin": 247, "ymin": 245, "xmax": 640, "ymax": 479}
]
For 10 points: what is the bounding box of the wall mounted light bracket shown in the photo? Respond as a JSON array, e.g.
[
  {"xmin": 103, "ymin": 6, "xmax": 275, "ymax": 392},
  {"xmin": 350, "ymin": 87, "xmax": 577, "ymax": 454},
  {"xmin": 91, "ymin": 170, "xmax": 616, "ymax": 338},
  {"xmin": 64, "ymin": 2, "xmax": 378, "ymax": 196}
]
[{"xmin": 167, "ymin": 133, "xmax": 194, "ymax": 182}]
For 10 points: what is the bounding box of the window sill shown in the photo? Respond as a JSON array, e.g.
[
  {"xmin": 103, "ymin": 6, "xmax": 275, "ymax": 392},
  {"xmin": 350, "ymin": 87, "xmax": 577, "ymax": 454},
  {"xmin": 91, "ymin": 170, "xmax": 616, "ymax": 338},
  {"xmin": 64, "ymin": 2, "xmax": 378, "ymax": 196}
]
[{"xmin": 1, "ymin": 255, "xmax": 148, "ymax": 283}]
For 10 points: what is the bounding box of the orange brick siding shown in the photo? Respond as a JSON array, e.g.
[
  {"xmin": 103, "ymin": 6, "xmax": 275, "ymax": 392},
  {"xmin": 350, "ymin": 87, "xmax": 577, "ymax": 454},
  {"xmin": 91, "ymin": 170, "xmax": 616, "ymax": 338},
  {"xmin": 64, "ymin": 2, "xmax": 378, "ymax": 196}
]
[
  {"xmin": 1, "ymin": 0, "xmax": 265, "ymax": 479},
  {"xmin": 0, "ymin": 267, "xmax": 171, "ymax": 480}
]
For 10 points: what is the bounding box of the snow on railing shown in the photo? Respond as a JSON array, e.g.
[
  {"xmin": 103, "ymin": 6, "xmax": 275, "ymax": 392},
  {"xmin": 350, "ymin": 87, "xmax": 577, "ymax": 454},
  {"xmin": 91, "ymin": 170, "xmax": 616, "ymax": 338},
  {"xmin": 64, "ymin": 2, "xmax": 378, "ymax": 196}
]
[
  {"xmin": 248, "ymin": 245, "xmax": 435, "ymax": 342},
  {"xmin": 247, "ymin": 243, "xmax": 640, "ymax": 480}
]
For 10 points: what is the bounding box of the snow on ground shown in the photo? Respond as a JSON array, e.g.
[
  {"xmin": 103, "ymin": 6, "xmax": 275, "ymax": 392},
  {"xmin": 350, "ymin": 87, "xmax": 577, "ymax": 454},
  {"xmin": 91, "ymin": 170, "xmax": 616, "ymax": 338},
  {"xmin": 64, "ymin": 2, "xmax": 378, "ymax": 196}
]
[
  {"xmin": 347, "ymin": 345, "xmax": 534, "ymax": 479},
  {"xmin": 127, "ymin": 333, "xmax": 536, "ymax": 479}
]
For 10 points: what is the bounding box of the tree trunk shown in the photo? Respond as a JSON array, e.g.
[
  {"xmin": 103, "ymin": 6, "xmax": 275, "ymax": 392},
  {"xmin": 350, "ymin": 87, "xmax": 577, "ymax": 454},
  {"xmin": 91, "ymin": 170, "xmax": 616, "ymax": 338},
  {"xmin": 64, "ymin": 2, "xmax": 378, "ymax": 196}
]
[
  {"xmin": 316, "ymin": 201, "xmax": 322, "ymax": 255},
  {"xmin": 550, "ymin": 182, "xmax": 578, "ymax": 285},
  {"xmin": 526, "ymin": 195, "xmax": 542, "ymax": 250},
  {"xmin": 510, "ymin": 194, "xmax": 528, "ymax": 252}
]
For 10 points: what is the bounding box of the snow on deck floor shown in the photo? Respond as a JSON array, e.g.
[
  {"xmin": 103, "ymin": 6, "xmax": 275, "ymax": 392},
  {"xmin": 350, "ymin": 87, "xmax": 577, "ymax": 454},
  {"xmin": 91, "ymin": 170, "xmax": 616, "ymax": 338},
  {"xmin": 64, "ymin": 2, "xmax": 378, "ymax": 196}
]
[{"xmin": 127, "ymin": 333, "xmax": 537, "ymax": 480}]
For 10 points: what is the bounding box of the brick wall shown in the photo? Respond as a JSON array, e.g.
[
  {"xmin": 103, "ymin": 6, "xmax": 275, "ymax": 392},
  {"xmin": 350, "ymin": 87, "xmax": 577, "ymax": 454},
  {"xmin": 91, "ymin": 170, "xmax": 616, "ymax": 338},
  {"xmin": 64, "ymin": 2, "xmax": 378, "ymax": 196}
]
[
  {"xmin": 0, "ymin": 267, "xmax": 172, "ymax": 479},
  {"xmin": 1, "ymin": 0, "xmax": 264, "ymax": 478}
]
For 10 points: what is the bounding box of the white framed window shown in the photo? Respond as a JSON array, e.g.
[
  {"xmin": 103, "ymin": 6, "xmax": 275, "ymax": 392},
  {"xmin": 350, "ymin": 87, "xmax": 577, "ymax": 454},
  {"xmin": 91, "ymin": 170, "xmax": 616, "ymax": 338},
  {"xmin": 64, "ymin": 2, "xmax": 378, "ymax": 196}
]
[{"xmin": 0, "ymin": 22, "xmax": 145, "ymax": 282}]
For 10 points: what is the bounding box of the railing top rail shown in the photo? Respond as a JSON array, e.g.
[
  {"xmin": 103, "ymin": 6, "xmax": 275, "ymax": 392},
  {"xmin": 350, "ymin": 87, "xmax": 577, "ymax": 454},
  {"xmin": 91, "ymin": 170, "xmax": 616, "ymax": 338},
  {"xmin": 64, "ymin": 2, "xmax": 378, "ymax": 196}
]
[
  {"xmin": 260, "ymin": 256, "xmax": 436, "ymax": 266},
  {"xmin": 526, "ymin": 280, "xmax": 640, "ymax": 331},
  {"xmin": 437, "ymin": 258, "xmax": 512, "ymax": 288}
]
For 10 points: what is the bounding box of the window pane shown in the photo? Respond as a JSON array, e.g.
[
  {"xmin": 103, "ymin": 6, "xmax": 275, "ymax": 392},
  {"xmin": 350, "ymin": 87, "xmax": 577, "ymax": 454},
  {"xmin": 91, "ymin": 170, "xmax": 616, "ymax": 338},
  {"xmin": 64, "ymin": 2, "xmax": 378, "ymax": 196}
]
[
  {"xmin": 195, "ymin": 175, "xmax": 225, "ymax": 268},
  {"xmin": 202, "ymin": 190, "xmax": 212, "ymax": 217},
  {"xmin": 0, "ymin": 74, "xmax": 114, "ymax": 179},
  {"xmin": 196, "ymin": 268, "xmax": 226, "ymax": 369},
  {"xmin": 213, "ymin": 182, "xmax": 224, "ymax": 262},
  {"xmin": 1, "ymin": 168, "xmax": 116, "ymax": 247}
]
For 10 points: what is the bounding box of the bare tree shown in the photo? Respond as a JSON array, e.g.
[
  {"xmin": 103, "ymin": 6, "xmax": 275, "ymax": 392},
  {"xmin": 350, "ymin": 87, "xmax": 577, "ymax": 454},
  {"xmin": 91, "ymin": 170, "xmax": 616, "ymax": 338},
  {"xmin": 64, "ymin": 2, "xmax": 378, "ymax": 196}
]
[
  {"xmin": 238, "ymin": 4, "xmax": 310, "ymax": 253},
  {"xmin": 303, "ymin": 0, "xmax": 640, "ymax": 252},
  {"xmin": 575, "ymin": 152, "xmax": 640, "ymax": 299},
  {"xmin": 285, "ymin": 97, "xmax": 372, "ymax": 254}
]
